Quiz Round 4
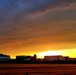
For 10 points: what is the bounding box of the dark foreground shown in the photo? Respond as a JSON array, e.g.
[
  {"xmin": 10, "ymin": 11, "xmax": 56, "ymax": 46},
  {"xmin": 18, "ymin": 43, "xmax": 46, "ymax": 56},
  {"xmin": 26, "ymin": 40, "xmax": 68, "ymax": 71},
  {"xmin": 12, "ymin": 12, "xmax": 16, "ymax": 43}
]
[{"xmin": 0, "ymin": 63, "xmax": 76, "ymax": 75}]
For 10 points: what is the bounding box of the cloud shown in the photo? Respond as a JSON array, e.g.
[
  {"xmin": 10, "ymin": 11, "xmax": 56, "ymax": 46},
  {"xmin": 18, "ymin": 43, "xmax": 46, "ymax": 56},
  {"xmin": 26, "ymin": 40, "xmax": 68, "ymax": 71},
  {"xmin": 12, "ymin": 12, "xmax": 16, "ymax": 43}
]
[
  {"xmin": 0, "ymin": 0, "xmax": 76, "ymax": 19},
  {"xmin": 0, "ymin": 0, "xmax": 76, "ymax": 46}
]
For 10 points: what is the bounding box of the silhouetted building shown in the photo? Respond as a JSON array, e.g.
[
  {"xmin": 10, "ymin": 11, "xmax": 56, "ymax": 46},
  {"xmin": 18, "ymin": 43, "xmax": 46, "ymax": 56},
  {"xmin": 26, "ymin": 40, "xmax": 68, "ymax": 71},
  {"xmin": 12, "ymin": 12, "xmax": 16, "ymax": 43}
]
[
  {"xmin": 30, "ymin": 54, "xmax": 37, "ymax": 61},
  {"xmin": 34, "ymin": 54, "xmax": 37, "ymax": 59},
  {"xmin": 16, "ymin": 56, "xmax": 31, "ymax": 61},
  {"xmin": 44, "ymin": 55, "xmax": 63, "ymax": 61},
  {"xmin": 63, "ymin": 56, "xmax": 69, "ymax": 60},
  {"xmin": 0, "ymin": 54, "xmax": 10, "ymax": 61}
]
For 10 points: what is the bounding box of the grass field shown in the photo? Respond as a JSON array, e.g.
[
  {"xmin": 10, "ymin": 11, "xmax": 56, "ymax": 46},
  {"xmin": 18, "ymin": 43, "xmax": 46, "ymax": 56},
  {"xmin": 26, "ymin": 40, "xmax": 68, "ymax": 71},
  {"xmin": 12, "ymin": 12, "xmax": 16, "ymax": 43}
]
[{"xmin": 0, "ymin": 64, "xmax": 76, "ymax": 75}]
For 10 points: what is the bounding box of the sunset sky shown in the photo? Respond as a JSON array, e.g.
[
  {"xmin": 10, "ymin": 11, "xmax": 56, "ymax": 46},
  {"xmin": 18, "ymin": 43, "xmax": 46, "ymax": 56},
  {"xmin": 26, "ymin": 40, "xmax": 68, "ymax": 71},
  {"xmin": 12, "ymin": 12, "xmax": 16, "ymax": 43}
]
[{"xmin": 0, "ymin": 0, "xmax": 76, "ymax": 58}]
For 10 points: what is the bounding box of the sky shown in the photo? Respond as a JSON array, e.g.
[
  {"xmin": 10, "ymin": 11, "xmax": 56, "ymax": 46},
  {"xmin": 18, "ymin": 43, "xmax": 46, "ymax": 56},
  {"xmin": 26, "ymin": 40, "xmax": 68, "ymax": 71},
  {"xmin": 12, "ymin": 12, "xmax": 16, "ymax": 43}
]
[{"xmin": 0, "ymin": 0, "xmax": 76, "ymax": 58}]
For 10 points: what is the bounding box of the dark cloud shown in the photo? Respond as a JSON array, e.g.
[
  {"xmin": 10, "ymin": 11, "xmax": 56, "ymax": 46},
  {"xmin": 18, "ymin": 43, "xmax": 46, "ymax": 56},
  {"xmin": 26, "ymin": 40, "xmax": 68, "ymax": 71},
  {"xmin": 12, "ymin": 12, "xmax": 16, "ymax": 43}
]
[
  {"xmin": 0, "ymin": 0, "xmax": 76, "ymax": 54},
  {"xmin": 0, "ymin": 0, "xmax": 76, "ymax": 19},
  {"xmin": 0, "ymin": 0, "xmax": 76, "ymax": 34}
]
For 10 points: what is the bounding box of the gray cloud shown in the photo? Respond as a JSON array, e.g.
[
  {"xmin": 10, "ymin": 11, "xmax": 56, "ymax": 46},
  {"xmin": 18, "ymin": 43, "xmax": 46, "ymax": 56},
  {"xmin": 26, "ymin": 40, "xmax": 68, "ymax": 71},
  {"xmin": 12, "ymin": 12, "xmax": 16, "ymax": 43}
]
[
  {"xmin": 0, "ymin": 0, "xmax": 76, "ymax": 20},
  {"xmin": 0, "ymin": 0, "xmax": 76, "ymax": 40}
]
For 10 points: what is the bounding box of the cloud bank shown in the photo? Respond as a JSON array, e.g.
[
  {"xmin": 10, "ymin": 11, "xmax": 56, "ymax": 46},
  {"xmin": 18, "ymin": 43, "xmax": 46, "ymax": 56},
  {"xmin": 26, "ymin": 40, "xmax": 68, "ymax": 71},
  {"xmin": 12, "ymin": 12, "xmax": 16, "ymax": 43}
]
[
  {"xmin": 0, "ymin": 0, "xmax": 76, "ymax": 55},
  {"xmin": 0, "ymin": 0, "xmax": 76, "ymax": 34}
]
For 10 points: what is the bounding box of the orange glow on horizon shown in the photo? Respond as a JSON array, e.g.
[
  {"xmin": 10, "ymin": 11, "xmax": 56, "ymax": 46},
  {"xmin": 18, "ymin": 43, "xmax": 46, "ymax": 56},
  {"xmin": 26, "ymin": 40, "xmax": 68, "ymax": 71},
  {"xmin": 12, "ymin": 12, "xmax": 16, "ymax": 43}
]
[
  {"xmin": 36, "ymin": 48, "xmax": 76, "ymax": 58},
  {"xmin": 6, "ymin": 48, "xmax": 76, "ymax": 59}
]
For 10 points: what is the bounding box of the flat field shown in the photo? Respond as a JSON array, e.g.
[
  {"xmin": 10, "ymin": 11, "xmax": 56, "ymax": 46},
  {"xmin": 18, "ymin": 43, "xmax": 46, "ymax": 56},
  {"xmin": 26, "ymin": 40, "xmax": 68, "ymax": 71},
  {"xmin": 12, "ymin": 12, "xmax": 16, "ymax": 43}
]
[{"xmin": 0, "ymin": 64, "xmax": 76, "ymax": 75}]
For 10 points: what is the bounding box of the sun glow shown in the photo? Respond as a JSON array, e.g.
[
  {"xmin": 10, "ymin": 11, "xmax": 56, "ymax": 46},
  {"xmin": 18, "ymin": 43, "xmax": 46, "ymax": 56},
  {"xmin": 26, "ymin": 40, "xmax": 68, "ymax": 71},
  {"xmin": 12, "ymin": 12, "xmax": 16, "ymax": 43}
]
[
  {"xmin": 37, "ymin": 50, "xmax": 62, "ymax": 58},
  {"xmin": 37, "ymin": 48, "xmax": 76, "ymax": 58}
]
